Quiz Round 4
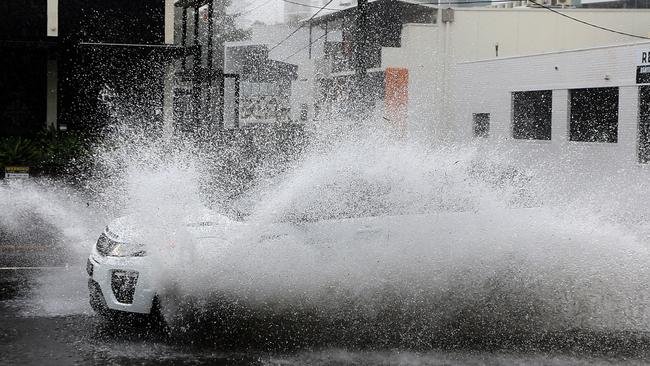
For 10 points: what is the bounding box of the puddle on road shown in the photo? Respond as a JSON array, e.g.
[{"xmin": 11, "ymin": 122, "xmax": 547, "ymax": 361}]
[{"xmin": 1, "ymin": 121, "xmax": 650, "ymax": 354}]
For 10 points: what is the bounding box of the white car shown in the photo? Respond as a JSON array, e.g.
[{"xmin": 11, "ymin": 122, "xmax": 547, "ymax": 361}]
[
  {"xmin": 86, "ymin": 215, "xmax": 158, "ymax": 317},
  {"xmin": 87, "ymin": 205, "xmax": 547, "ymax": 321},
  {"xmin": 86, "ymin": 209, "xmax": 397, "ymax": 319},
  {"xmin": 86, "ymin": 210, "xmax": 236, "ymax": 318},
  {"xmin": 86, "ymin": 208, "xmax": 418, "ymax": 319}
]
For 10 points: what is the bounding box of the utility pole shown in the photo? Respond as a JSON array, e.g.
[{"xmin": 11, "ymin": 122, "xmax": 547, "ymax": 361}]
[
  {"xmin": 215, "ymin": 0, "xmax": 227, "ymax": 130},
  {"xmin": 205, "ymin": 0, "xmax": 216, "ymax": 129},
  {"xmin": 201, "ymin": 0, "xmax": 227, "ymax": 131},
  {"xmin": 176, "ymin": 0, "xmax": 234, "ymax": 131},
  {"xmin": 192, "ymin": 4, "xmax": 201, "ymax": 129},
  {"xmin": 353, "ymin": 0, "xmax": 370, "ymax": 116}
]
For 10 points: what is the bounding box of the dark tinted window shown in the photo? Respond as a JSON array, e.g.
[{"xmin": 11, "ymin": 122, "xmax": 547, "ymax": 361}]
[
  {"xmin": 512, "ymin": 90, "xmax": 552, "ymax": 140},
  {"xmin": 473, "ymin": 113, "xmax": 490, "ymax": 138},
  {"xmin": 570, "ymin": 87, "xmax": 618, "ymax": 143},
  {"xmin": 639, "ymin": 86, "xmax": 650, "ymax": 163}
]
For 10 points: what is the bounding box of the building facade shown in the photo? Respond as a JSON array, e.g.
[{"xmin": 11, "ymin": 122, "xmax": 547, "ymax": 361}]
[
  {"xmin": 454, "ymin": 41, "xmax": 650, "ymax": 168},
  {"xmin": 379, "ymin": 7, "xmax": 650, "ymax": 140},
  {"xmin": 307, "ymin": 0, "xmax": 436, "ymax": 119},
  {"xmin": 301, "ymin": 4, "xmax": 650, "ymax": 139}
]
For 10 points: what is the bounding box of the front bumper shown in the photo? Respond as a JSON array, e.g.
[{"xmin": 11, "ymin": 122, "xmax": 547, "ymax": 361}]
[{"xmin": 87, "ymin": 250, "xmax": 156, "ymax": 314}]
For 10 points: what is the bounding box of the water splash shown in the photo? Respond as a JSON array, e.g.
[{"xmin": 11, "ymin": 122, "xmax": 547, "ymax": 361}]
[
  {"xmin": 2, "ymin": 116, "xmax": 650, "ymax": 351},
  {"xmin": 149, "ymin": 131, "xmax": 650, "ymax": 351}
]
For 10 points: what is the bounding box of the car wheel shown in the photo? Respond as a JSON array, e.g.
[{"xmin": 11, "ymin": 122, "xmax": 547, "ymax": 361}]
[
  {"xmin": 88, "ymin": 278, "xmax": 114, "ymax": 317},
  {"xmin": 151, "ymin": 289, "xmax": 185, "ymax": 335}
]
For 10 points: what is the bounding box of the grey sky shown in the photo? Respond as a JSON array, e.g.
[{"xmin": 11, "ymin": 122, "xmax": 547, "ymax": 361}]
[{"xmin": 236, "ymin": 0, "xmax": 285, "ymax": 24}]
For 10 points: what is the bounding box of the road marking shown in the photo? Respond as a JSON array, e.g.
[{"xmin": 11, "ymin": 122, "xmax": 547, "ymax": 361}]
[{"xmin": 0, "ymin": 266, "xmax": 67, "ymax": 271}]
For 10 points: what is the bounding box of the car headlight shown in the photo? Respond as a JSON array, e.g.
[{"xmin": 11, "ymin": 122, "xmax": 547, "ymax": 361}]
[
  {"xmin": 96, "ymin": 233, "xmax": 146, "ymax": 257},
  {"xmin": 108, "ymin": 241, "xmax": 147, "ymax": 257}
]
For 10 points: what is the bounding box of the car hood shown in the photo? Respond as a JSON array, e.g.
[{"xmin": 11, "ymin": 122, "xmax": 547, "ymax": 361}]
[{"xmin": 105, "ymin": 209, "xmax": 234, "ymax": 243}]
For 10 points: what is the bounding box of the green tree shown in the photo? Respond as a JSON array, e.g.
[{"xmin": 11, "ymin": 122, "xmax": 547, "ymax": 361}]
[{"xmin": 0, "ymin": 137, "xmax": 41, "ymax": 168}]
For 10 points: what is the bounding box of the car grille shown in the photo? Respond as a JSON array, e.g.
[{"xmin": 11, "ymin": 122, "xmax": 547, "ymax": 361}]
[{"xmin": 111, "ymin": 270, "xmax": 139, "ymax": 304}]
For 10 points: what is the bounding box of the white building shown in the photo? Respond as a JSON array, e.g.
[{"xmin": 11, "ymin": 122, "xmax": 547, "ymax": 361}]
[
  {"xmin": 453, "ymin": 41, "xmax": 650, "ymax": 168},
  {"xmin": 378, "ymin": 7, "xmax": 650, "ymax": 139}
]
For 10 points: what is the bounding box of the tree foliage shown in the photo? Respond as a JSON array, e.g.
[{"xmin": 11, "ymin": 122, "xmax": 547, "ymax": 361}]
[{"xmin": 0, "ymin": 127, "xmax": 90, "ymax": 172}]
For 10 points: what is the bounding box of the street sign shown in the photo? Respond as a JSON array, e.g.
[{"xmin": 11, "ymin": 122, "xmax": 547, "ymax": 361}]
[
  {"xmin": 637, "ymin": 50, "xmax": 650, "ymax": 84},
  {"xmin": 4, "ymin": 166, "xmax": 29, "ymax": 179}
]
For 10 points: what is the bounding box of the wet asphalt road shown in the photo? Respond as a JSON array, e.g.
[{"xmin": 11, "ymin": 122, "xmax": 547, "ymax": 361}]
[
  {"xmin": 2, "ymin": 238, "xmax": 650, "ymax": 366},
  {"xmin": 3, "ymin": 268, "xmax": 650, "ymax": 366},
  {"xmin": 0, "ymin": 268, "xmax": 263, "ymax": 366}
]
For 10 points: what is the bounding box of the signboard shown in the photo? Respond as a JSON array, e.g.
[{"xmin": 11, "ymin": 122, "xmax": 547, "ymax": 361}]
[
  {"xmin": 239, "ymin": 81, "xmax": 291, "ymax": 126},
  {"xmin": 4, "ymin": 166, "xmax": 30, "ymax": 179},
  {"xmin": 637, "ymin": 50, "xmax": 650, "ymax": 84}
]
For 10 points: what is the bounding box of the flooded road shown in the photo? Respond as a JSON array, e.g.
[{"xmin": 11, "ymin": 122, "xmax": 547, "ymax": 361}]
[
  {"xmin": 2, "ymin": 269, "xmax": 650, "ymax": 366},
  {"xmin": 0, "ymin": 269, "xmax": 259, "ymax": 365},
  {"xmin": 4, "ymin": 138, "xmax": 650, "ymax": 365}
]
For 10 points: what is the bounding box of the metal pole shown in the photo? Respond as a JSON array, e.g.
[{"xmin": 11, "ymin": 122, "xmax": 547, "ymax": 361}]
[
  {"xmin": 234, "ymin": 75, "xmax": 240, "ymax": 129},
  {"xmin": 181, "ymin": 7, "xmax": 188, "ymax": 71},
  {"xmin": 192, "ymin": 5, "xmax": 201, "ymax": 128},
  {"xmin": 206, "ymin": 0, "xmax": 215, "ymax": 126},
  {"xmin": 193, "ymin": 5, "xmax": 200, "ymax": 47},
  {"xmin": 207, "ymin": 1, "xmax": 214, "ymax": 68},
  {"xmin": 354, "ymin": 0, "xmax": 369, "ymax": 114},
  {"xmin": 216, "ymin": 0, "xmax": 227, "ymax": 130},
  {"xmin": 218, "ymin": 71, "xmax": 225, "ymax": 130}
]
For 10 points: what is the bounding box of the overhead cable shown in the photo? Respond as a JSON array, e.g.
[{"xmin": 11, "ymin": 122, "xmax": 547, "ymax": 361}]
[{"xmin": 268, "ymin": 0, "xmax": 336, "ymax": 52}]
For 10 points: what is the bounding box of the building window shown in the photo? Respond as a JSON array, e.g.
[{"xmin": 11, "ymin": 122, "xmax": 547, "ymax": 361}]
[
  {"xmin": 639, "ymin": 86, "xmax": 650, "ymax": 163},
  {"xmin": 569, "ymin": 87, "xmax": 618, "ymax": 143},
  {"xmin": 512, "ymin": 90, "xmax": 552, "ymax": 140},
  {"xmin": 473, "ymin": 113, "xmax": 490, "ymax": 138}
]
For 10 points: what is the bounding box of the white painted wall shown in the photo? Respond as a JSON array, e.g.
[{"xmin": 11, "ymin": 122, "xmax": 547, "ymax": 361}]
[
  {"xmin": 453, "ymin": 42, "xmax": 650, "ymax": 168},
  {"xmin": 383, "ymin": 24, "xmax": 441, "ymax": 142},
  {"xmin": 446, "ymin": 8, "xmax": 650, "ymax": 62}
]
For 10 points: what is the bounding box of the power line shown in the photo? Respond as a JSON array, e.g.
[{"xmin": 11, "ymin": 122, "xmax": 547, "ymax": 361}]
[
  {"xmin": 526, "ymin": 0, "xmax": 650, "ymax": 40},
  {"xmin": 283, "ymin": 31, "xmax": 327, "ymax": 61},
  {"xmin": 268, "ymin": 0, "xmax": 336, "ymax": 52},
  {"xmin": 421, "ymin": 0, "xmax": 527, "ymax": 4},
  {"xmin": 281, "ymin": 0, "xmax": 339, "ymax": 10},
  {"xmin": 238, "ymin": 0, "xmax": 276, "ymax": 16}
]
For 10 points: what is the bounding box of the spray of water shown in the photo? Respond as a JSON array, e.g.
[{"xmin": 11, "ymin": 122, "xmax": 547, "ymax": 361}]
[
  {"xmin": 140, "ymin": 130, "xmax": 649, "ymax": 351},
  {"xmin": 2, "ymin": 111, "xmax": 650, "ymax": 351}
]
